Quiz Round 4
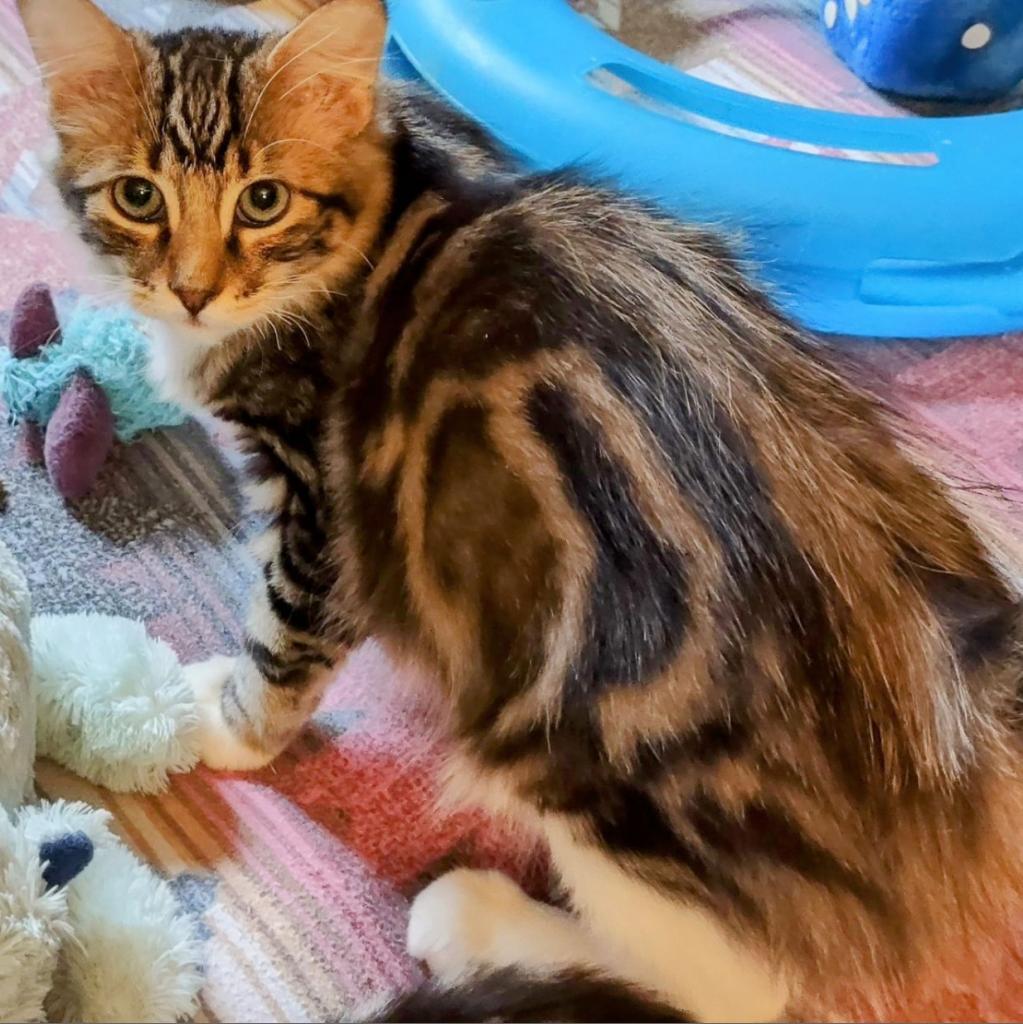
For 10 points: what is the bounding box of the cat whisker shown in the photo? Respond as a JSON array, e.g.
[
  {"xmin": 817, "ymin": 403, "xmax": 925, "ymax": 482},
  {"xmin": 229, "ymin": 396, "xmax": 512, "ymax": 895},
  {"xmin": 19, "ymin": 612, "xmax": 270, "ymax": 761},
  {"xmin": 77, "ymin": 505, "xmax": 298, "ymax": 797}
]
[
  {"xmin": 270, "ymin": 308, "xmax": 314, "ymax": 349},
  {"xmin": 253, "ymin": 136, "xmax": 336, "ymax": 159},
  {"xmin": 250, "ymin": 318, "xmax": 269, "ymax": 350},
  {"xmin": 333, "ymin": 237, "xmax": 374, "ymax": 270},
  {"xmin": 34, "ymin": 46, "xmax": 109, "ymax": 73},
  {"xmin": 268, "ymin": 317, "xmax": 283, "ymax": 354},
  {"xmin": 288, "ymin": 314, "xmax": 316, "ymax": 349},
  {"xmin": 272, "ymin": 301, "xmax": 313, "ymax": 322},
  {"xmin": 270, "ymin": 57, "xmax": 380, "ymax": 106},
  {"xmin": 126, "ymin": 41, "xmax": 160, "ymax": 141},
  {"xmin": 277, "ymin": 70, "xmax": 328, "ymax": 103}
]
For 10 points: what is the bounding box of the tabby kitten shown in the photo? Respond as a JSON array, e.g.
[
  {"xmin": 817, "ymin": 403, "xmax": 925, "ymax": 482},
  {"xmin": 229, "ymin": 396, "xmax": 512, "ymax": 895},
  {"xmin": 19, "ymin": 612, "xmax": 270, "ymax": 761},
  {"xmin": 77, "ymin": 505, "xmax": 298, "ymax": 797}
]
[{"xmin": 21, "ymin": 0, "xmax": 1023, "ymax": 1019}]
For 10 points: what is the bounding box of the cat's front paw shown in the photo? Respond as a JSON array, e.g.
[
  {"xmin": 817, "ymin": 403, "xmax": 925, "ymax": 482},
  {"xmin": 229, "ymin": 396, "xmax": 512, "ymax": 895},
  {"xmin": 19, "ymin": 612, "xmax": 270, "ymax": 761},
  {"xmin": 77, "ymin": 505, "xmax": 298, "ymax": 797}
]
[
  {"xmin": 184, "ymin": 655, "xmax": 274, "ymax": 771},
  {"xmin": 406, "ymin": 869, "xmax": 541, "ymax": 984}
]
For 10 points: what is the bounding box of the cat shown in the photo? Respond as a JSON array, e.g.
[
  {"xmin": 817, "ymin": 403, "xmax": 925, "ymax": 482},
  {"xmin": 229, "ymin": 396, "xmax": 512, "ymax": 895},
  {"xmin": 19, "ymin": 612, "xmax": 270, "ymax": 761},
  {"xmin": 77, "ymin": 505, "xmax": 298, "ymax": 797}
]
[{"xmin": 20, "ymin": 0, "xmax": 1023, "ymax": 1019}]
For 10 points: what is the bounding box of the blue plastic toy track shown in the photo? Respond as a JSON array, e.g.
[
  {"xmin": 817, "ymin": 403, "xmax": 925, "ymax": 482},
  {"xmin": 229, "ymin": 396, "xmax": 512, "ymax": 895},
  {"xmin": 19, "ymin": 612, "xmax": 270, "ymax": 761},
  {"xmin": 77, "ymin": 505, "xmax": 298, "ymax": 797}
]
[{"xmin": 387, "ymin": 0, "xmax": 1023, "ymax": 339}]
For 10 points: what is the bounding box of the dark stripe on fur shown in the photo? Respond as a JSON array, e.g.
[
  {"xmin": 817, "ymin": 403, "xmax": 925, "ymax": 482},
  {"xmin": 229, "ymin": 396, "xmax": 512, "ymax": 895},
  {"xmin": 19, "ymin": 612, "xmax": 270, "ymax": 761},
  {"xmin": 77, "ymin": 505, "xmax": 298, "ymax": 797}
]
[
  {"xmin": 482, "ymin": 710, "xmax": 764, "ymax": 921},
  {"xmin": 370, "ymin": 214, "xmax": 465, "ymax": 363},
  {"xmin": 261, "ymin": 220, "xmax": 332, "ymax": 263},
  {"xmin": 628, "ymin": 716, "xmax": 751, "ymax": 785},
  {"xmin": 263, "ymin": 563, "xmax": 317, "ymax": 633},
  {"xmin": 528, "ymin": 383, "xmax": 690, "ymax": 699},
  {"xmin": 687, "ymin": 796, "xmax": 890, "ymax": 918},
  {"xmin": 374, "ymin": 966, "xmax": 689, "ymax": 1023},
  {"xmin": 243, "ymin": 636, "xmax": 330, "ymax": 686},
  {"xmin": 394, "ymin": 216, "xmax": 559, "ymax": 419},
  {"xmin": 298, "ymin": 186, "xmax": 357, "ymax": 219},
  {"xmin": 79, "ymin": 220, "xmax": 140, "ymax": 258},
  {"xmin": 153, "ymin": 29, "xmax": 262, "ymax": 169},
  {"xmin": 221, "ymin": 36, "xmax": 259, "ymax": 168},
  {"xmin": 58, "ymin": 182, "xmax": 88, "ymax": 218},
  {"xmin": 277, "ymin": 531, "xmax": 329, "ymax": 597},
  {"xmin": 897, "ymin": 543, "xmax": 1018, "ymax": 670},
  {"xmin": 222, "ymin": 674, "xmax": 254, "ymax": 729},
  {"xmin": 217, "ymin": 407, "xmax": 318, "ymax": 458},
  {"xmin": 230, "ymin": 425, "xmax": 321, "ymax": 521}
]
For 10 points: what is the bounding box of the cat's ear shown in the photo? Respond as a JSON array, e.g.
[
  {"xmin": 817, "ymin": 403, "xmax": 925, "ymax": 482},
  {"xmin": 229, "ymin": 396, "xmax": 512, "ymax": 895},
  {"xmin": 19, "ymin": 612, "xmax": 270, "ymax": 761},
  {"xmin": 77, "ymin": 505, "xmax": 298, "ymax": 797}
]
[
  {"xmin": 19, "ymin": 0, "xmax": 141, "ymax": 140},
  {"xmin": 261, "ymin": 0, "xmax": 387, "ymax": 137}
]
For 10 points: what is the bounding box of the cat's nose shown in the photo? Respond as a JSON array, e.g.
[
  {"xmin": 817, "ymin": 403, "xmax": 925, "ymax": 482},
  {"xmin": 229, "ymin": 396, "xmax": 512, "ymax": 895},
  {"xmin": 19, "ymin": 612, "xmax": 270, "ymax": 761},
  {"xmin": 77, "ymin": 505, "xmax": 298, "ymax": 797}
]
[{"xmin": 171, "ymin": 284, "xmax": 217, "ymax": 318}]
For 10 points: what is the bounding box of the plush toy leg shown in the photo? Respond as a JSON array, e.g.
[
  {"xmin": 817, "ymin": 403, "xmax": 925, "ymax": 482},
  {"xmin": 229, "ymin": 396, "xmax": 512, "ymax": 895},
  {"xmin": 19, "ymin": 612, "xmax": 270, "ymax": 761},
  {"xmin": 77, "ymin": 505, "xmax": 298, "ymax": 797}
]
[
  {"xmin": 9, "ymin": 282, "xmax": 61, "ymax": 359},
  {"xmin": 44, "ymin": 370, "xmax": 114, "ymax": 500}
]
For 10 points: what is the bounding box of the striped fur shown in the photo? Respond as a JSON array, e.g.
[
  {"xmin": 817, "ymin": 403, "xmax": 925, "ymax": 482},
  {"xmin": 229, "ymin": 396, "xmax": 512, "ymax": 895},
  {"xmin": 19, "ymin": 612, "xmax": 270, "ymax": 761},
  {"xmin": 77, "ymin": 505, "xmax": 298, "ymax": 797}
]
[
  {"xmin": 376, "ymin": 965, "xmax": 689, "ymax": 1022},
  {"xmin": 23, "ymin": 0, "xmax": 1023, "ymax": 1018}
]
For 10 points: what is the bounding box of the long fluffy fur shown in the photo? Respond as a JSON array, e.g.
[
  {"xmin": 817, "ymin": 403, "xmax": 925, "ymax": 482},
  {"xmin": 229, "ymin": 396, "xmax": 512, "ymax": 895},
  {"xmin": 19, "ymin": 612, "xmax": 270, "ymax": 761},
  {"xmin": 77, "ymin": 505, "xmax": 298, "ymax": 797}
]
[{"xmin": 23, "ymin": 0, "xmax": 1023, "ymax": 1018}]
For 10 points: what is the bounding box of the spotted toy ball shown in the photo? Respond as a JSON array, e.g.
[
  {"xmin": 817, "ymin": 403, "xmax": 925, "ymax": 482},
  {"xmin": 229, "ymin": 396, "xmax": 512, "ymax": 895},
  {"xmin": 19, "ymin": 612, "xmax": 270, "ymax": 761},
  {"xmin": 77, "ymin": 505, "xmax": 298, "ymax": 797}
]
[{"xmin": 823, "ymin": 0, "xmax": 1023, "ymax": 102}]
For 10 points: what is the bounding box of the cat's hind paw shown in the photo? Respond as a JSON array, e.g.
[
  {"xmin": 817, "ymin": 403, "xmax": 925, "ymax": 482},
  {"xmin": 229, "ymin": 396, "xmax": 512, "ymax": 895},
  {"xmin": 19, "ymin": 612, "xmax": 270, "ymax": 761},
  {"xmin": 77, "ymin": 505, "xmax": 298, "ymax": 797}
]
[{"xmin": 407, "ymin": 869, "xmax": 563, "ymax": 984}]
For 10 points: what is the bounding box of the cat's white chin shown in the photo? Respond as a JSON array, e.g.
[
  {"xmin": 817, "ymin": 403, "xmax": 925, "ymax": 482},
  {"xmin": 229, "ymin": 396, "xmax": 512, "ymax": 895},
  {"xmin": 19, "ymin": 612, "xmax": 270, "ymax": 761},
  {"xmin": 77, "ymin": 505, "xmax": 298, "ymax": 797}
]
[
  {"xmin": 144, "ymin": 317, "xmax": 233, "ymax": 412},
  {"xmin": 180, "ymin": 320, "xmax": 237, "ymax": 347}
]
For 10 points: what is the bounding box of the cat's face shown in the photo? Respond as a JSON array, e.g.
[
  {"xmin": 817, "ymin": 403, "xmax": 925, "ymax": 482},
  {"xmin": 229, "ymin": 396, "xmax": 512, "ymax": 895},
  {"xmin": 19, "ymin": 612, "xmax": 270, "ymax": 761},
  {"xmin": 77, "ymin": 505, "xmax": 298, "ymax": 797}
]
[{"xmin": 21, "ymin": 0, "xmax": 389, "ymax": 348}]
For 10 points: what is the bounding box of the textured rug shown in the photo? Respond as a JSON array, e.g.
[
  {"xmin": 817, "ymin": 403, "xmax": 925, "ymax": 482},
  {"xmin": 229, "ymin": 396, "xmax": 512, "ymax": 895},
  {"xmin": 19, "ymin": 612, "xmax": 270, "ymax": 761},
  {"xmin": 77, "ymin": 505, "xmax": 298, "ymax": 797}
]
[{"xmin": 3, "ymin": 0, "xmax": 1023, "ymax": 1020}]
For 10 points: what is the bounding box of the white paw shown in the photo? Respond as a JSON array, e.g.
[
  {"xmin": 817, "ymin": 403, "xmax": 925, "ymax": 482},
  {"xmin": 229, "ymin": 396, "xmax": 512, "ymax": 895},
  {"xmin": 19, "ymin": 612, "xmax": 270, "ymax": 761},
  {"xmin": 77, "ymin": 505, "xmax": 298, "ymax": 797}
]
[
  {"xmin": 184, "ymin": 655, "xmax": 274, "ymax": 771},
  {"xmin": 406, "ymin": 869, "xmax": 538, "ymax": 984}
]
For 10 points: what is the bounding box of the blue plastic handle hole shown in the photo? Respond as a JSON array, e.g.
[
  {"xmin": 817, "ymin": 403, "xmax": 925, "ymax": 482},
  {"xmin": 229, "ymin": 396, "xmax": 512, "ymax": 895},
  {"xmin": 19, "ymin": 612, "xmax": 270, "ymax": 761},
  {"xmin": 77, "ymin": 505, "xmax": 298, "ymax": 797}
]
[{"xmin": 589, "ymin": 64, "xmax": 939, "ymax": 166}]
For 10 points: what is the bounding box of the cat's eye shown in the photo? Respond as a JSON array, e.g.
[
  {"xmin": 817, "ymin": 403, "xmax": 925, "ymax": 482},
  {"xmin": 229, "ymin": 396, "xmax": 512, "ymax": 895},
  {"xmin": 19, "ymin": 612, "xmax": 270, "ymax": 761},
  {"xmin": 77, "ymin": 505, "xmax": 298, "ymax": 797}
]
[
  {"xmin": 111, "ymin": 177, "xmax": 165, "ymax": 222},
  {"xmin": 236, "ymin": 181, "xmax": 290, "ymax": 226}
]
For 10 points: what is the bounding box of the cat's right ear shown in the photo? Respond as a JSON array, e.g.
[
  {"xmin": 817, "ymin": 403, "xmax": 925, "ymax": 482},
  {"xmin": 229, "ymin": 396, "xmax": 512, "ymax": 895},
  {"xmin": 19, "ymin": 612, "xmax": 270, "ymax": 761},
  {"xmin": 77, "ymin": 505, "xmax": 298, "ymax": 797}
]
[
  {"xmin": 19, "ymin": 0, "xmax": 141, "ymax": 142},
  {"xmin": 257, "ymin": 0, "xmax": 388, "ymax": 140}
]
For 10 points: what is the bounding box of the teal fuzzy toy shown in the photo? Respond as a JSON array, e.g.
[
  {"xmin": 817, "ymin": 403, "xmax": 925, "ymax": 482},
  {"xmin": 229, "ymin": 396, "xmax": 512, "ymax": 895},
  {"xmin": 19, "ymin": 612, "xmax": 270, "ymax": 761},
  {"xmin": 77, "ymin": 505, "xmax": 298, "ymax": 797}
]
[{"xmin": 1, "ymin": 283, "xmax": 186, "ymax": 499}]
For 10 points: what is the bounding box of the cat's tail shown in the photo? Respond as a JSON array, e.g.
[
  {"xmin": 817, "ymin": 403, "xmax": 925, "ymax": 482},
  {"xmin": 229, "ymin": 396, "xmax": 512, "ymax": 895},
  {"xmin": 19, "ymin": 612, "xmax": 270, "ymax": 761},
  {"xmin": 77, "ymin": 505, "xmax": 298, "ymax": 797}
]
[{"xmin": 371, "ymin": 966, "xmax": 690, "ymax": 1023}]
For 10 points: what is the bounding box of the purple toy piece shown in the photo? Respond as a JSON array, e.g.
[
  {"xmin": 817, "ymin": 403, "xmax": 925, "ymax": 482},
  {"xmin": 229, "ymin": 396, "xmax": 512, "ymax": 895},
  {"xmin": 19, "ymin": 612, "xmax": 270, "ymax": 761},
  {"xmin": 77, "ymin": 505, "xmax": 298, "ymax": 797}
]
[
  {"xmin": 44, "ymin": 370, "xmax": 114, "ymax": 500},
  {"xmin": 9, "ymin": 282, "xmax": 60, "ymax": 359}
]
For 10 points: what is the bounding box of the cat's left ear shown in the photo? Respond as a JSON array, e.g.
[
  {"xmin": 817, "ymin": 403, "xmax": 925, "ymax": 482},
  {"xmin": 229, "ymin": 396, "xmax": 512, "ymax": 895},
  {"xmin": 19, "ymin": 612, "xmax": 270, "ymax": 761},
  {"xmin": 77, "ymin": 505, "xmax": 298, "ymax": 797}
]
[{"xmin": 261, "ymin": 0, "xmax": 387, "ymax": 137}]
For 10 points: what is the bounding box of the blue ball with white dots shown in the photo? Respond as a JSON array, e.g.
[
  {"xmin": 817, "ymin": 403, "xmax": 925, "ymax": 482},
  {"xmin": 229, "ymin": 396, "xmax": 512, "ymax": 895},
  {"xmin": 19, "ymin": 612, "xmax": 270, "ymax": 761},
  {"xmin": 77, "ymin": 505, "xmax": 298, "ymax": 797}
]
[{"xmin": 822, "ymin": 0, "xmax": 1023, "ymax": 102}]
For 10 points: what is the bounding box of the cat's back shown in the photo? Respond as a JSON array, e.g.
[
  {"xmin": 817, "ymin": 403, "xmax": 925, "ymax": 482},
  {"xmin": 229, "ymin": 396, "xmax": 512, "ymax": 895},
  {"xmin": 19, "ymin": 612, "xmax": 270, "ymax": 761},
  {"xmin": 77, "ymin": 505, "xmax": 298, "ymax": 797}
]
[
  {"xmin": 348, "ymin": 164, "xmax": 1023, "ymax": 741},
  {"xmin": 359, "ymin": 162, "xmax": 892, "ymax": 502},
  {"xmin": 340, "ymin": 166, "xmax": 1023, "ymax": 1012},
  {"xmin": 364, "ymin": 166, "xmax": 766, "ymax": 407}
]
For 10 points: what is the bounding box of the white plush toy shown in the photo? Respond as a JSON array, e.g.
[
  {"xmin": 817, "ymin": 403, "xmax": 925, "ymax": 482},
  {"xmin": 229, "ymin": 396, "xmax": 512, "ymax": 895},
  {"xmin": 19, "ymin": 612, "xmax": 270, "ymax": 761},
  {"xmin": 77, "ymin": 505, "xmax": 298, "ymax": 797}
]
[{"xmin": 0, "ymin": 538, "xmax": 203, "ymax": 1023}]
